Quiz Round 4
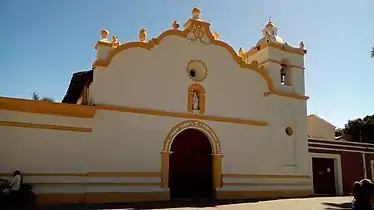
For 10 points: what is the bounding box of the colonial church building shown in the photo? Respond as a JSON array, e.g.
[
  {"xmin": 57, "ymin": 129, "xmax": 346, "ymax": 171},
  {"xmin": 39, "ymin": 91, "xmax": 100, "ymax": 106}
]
[{"xmin": 0, "ymin": 8, "xmax": 312, "ymax": 204}]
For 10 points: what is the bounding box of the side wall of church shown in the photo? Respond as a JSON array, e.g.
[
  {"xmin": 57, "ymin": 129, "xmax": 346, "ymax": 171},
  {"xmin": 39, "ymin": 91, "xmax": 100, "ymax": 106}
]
[{"xmin": 0, "ymin": 110, "xmax": 91, "ymax": 195}]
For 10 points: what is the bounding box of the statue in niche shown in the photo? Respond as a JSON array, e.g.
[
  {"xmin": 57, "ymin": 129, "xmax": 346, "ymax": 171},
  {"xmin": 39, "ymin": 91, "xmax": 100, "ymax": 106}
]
[{"xmin": 192, "ymin": 90, "xmax": 200, "ymax": 111}]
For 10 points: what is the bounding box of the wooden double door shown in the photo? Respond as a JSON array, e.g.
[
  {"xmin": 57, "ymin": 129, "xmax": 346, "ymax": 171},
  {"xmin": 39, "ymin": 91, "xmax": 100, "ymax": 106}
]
[{"xmin": 168, "ymin": 129, "xmax": 213, "ymax": 199}]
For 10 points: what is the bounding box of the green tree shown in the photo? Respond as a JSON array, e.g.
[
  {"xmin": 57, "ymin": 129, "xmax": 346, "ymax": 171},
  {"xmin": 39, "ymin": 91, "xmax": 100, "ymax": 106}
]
[
  {"xmin": 371, "ymin": 47, "xmax": 374, "ymax": 58},
  {"xmin": 335, "ymin": 128, "xmax": 343, "ymax": 137},
  {"xmin": 343, "ymin": 114, "xmax": 374, "ymax": 143}
]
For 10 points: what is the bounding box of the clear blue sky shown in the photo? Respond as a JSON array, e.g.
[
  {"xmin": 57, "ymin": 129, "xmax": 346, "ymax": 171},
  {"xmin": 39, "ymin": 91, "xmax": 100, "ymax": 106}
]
[{"xmin": 1, "ymin": 0, "xmax": 373, "ymax": 128}]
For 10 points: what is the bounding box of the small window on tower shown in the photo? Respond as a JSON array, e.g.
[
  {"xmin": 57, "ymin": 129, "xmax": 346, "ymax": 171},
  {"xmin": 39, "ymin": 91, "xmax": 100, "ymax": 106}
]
[
  {"xmin": 280, "ymin": 65, "xmax": 287, "ymax": 85},
  {"xmin": 280, "ymin": 64, "xmax": 291, "ymax": 86}
]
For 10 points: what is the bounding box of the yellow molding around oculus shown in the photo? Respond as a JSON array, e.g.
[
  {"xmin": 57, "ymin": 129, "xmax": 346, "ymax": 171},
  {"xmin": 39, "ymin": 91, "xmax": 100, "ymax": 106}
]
[
  {"xmin": 92, "ymin": 19, "xmax": 308, "ymax": 101},
  {"xmin": 0, "ymin": 121, "xmax": 92, "ymax": 132}
]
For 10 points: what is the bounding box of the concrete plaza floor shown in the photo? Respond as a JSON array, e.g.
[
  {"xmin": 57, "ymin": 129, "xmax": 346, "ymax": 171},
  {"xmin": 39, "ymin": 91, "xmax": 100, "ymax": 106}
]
[{"xmin": 37, "ymin": 196, "xmax": 353, "ymax": 210}]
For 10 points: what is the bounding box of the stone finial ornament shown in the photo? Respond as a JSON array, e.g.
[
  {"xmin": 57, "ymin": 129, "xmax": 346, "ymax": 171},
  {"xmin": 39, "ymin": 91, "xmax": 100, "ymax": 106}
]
[
  {"xmin": 192, "ymin": 7, "xmax": 201, "ymax": 19},
  {"xmin": 111, "ymin": 36, "xmax": 120, "ymax": 47},
  {"xmin": 238, "ymin": 48, "xmax": 246, "ymax": 61},
  {"xmin": 139, "ymin": 29, "xmax": 147, "ymax": 42},
  {"xmin": 213, "ymin": 32, "xmax": 220, "ymax": 40},
  {"xmin": 100, "ymin": 29, "xmax": 109, "ymax": 40},
  {"xmin": 172, "ymin": 21, "xmax": 180, "ymax": 29},
  {"xmin": 299, "ymin": 41, "xmax": 305, "ymax": 49}
]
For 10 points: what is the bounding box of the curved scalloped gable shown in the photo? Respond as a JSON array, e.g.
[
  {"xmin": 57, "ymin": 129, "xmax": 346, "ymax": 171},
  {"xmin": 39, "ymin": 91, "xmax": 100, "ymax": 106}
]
[{"xmin": 92, "ymin": 19, "xmax": 307, "ymax": 101}]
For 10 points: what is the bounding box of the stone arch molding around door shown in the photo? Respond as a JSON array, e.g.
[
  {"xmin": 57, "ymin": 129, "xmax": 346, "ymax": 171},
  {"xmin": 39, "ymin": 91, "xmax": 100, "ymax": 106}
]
[{"xmin": 160, "ymin": 120, "xmax": 223, "ymax": 189}]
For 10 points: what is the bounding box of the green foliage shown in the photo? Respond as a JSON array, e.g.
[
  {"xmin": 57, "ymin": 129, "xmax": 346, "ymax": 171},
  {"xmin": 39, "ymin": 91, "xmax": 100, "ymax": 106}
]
[
  {"xmin": 371, "ymin": 47, "xmax": 374, "ymax": 58},
  {"xmin": 343, "ymin": 114, "xmax": 374, "ymax": 143},
  {"xmin": 335, "ymin": 128, "xmax": 343, "ymax": 137}
]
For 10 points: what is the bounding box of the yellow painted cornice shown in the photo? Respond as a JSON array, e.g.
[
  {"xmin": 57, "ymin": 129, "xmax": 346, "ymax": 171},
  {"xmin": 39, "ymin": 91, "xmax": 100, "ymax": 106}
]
[
  {"xmin": 245, "ymin": 42, "xmax": 307, "ymax": 57},
  {"xmin": 0, "ymin": 121, "xmax": 92, "ymax": 132},
  {"xmin": 0, "ymin": 97, "xmax": 95, "ymax": 118},
  {"xmin": 258, "ymin": 59, "xmax": 305, "ymax": 70},
  {"xmin": 94, "ymin": 40, "xmax": 112, "ymax": 50},
  {"xmin": 96, "ymin": 105, "xmax": 268, "ymax": 126},
  {"xmin": 0, "ymin": 97, "xmax": 267, "ymax": 126}
]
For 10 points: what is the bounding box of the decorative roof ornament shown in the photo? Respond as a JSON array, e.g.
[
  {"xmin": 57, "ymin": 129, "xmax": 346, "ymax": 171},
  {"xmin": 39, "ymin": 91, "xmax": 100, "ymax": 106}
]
[
  {"xmin": 263, "ymin": 18, "xmax": 278, "ymax": 37},
  {"xmin": 139, "ymin": 28, "xmax": 147, "ymax": 42},
  {"xmin": 213, "ymin": 32, "xmax": 220, "ymax": 40},
  {"xmin": 238, "ymin": 48, "xmax": 246, "ymax": 62},
  {"xmin": 255, "ymin": 18, "xmax": 285, "ymax": 46},
  {"xmin": 265, "ymin": 16, "xmax": 275, "ymax": 29},
  {"xmin": 299, "ymin": 41, "xmax": 305, "ymax": 49},
  {"xmin": 192, "ymin": 7, "xmax": 201, "ymax": 19},
  {"xmin": 172, "ymin": 21, "xmax": 180, "ymax": 29},
  {"xmin": 100, "ymin": 29, "xmax": 109, "ymax": 40},
  {"xmin": 111, "ymin": 36, "xmax": 120, "ymax": 48}
]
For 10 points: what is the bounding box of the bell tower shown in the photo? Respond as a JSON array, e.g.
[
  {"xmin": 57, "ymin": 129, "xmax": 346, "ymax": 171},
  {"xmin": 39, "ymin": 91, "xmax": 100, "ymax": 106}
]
[{"xmin": 245, "ymin": 19, "xmax": 307, "ymax": 96}]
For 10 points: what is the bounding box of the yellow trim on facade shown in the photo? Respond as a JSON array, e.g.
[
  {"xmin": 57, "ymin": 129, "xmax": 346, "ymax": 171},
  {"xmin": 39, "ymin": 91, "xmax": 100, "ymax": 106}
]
[
  {"xmin": 216, "ymin": 190, "xmax": 313, "ymax": 200},
  {"xmin": 162, "ymin": 120, "xmax": 221, "ymax": 153},
  {"xmin": 0, "ymin": 97, "xmax": 95, "ymax": 118},
  {"xmin": 36, "ymin": 191, "xmax": 170, "ymax": 204},
  {"xmin": 27, "ymin": 182, "xmax": 161, "ymax": 187},
  {"xmin": 223, "ymin": 173, "xmax": 311, "ymax": 180},
  {"xmin": 0, "ymin": 172, "xmax": 159, "ymax": 177},
  {"xmin": 258, "ymin": 59, "xmax": 305, "ymax": 70},
  {"xmin": 161, "ymin": 120, "xmax": 223, "ymax": 189},
  {"xmin": 97, "ymin": 105, "xmax": 267, "ymax": 126},
  {"xmin": 92, "ymin": 19, "xmax": 308, "ymax": 100},
  {"xmin": 245, "ymin": 42, "xmax": 307, "ymax": 58},
  {"xmin": 0, "ymin": 173, "xmax": 86, "ymax": 177},
  {"xmin": 0, "ymin": 172, "xmax": 310, "ymax": 180},
  {"xmin": 224, "ymin": 182, "xmax": 312, "ymax": 187},
  {"xmin": 0, "ymin": 121, "xmax": 92, "ymax": 132},
  {"xmin": 86, "ymin": 172, "xmax": 160, "ymax": 177},
  {"xmin": 35, "ymin": 190, "xmax": 312, "ymax": 205},
  {"xmin": 0, "ymin": 97, "xmax": 267, "ymax": 126}
]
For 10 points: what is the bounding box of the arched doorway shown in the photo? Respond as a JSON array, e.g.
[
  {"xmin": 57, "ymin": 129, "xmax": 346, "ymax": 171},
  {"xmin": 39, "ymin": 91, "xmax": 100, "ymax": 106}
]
[{"xmin": 168, "ymin": 128, "xmax": 213, "ymax": 199}]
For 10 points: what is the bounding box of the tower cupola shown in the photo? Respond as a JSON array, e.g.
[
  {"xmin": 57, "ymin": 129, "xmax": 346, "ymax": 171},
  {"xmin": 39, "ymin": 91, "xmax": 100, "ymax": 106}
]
[{"xmin": 256, "ymin": 19, "xmax": 285, "ymax": 46}]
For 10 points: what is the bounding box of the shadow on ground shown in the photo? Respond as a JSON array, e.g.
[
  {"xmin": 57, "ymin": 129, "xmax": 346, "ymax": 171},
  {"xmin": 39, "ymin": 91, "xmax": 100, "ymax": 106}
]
[
  {"xmin": 322, "ymin": 202, "xmax": 352, "ymax": 210},
  {"xmin": 37, "ymin": 198, "xmax": 264, "ymax": 210}
]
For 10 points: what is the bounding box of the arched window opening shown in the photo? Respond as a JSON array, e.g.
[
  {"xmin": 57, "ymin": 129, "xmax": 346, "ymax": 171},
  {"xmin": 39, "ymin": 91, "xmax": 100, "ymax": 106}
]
[{"xmin": 280, "ymin": 64, "xmax": 291, "ymax": 86}]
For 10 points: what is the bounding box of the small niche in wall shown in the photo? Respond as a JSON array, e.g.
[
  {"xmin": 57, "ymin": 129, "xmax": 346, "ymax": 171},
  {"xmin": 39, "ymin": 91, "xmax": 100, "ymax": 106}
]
[{"xmin": 187, "ymin": 83, "xmax": 206, "ymax": 114}]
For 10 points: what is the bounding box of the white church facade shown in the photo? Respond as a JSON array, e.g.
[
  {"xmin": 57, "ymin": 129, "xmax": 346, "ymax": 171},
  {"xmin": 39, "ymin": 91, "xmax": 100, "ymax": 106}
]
[{"xmin": 0, "ymin": 8, "xmax": 312, "ymax": 204}]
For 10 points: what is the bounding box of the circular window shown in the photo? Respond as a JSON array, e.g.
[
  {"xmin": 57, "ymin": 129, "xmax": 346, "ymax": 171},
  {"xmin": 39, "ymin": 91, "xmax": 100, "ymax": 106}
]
[
  {"xmin": 189, "ymin": 69, "xmax": 196, "ymax": 78},
  {"xmin": 187, "ymin": 60, "xmax": 207, "ymax": 82},
  {"xmin": 285, "ymin": 127, "xmax": 293, "ymax": 136}
]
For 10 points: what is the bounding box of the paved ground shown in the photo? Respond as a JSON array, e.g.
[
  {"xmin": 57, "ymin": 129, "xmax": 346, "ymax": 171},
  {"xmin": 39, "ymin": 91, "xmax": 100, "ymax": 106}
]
[{"xmin": 37, "ymin": 196, "xmax": 353, "ymax": 210}]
